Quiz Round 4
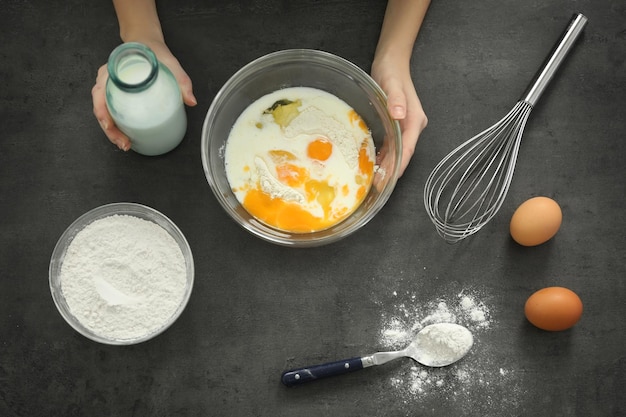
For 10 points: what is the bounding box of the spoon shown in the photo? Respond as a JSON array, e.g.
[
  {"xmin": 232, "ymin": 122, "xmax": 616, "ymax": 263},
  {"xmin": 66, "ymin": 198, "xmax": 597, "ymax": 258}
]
[{"xmin": 281, "ymin": 323, "xmax": 473, "ymax": 387}]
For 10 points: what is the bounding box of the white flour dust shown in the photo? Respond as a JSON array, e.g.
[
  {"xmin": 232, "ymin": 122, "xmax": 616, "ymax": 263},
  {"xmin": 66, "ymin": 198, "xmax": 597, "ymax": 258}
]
[
  {"xmin": 378, "ymin": 289, "xmax": 522, "ymax": 408},
  {"xmin": 414, "ymin": 323, "xmax": 473, "ymax": 367},
  {"xmin": 60, "ymin": 214, "xmax": 187, "ymax": 341},
  {"xmin": 380, "ymin": 290, "xmax": 491, "ymax": 349}
]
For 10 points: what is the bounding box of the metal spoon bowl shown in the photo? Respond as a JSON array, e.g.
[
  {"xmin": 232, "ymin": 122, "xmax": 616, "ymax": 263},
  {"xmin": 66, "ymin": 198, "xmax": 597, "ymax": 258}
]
[{"xmin": 281, "ymin": 323, "xmax": 473, "ymax": 387}]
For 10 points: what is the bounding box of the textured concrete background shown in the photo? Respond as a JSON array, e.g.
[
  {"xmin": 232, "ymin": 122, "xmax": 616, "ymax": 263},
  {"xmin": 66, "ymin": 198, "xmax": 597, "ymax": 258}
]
[{"xmin": 1, "ymin": 0, "xmax": 624, "ymax": 415}]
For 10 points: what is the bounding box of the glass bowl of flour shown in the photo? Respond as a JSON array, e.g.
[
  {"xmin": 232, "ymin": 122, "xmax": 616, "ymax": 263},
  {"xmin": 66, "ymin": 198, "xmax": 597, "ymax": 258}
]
[
  {"xmin": 49, "ymin": 202, "xmax": 194, "ymax": 345},
  {"xmin": 201, "ymin": 49, "xmax": 402, "ymax": 247}
]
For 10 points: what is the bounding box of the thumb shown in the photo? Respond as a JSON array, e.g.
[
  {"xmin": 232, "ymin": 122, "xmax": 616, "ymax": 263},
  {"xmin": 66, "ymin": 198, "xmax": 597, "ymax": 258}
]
[
  {"xmin": 384, "ymin": 80, "xmax": 407, "ymax": 120},
  {"xmin": 387, "ymin": 92, "xmax": 407, "ymax": 120},
  {"xmin": 178, "ymin": 75, "xmax": 197, "ymax": 107}
]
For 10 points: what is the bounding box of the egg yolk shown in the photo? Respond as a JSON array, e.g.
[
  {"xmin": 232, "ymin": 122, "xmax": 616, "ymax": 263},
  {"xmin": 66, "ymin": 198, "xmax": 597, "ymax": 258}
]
[
  {"xmin": 237, "ymin": 108, "xmax": 375, "ymax": 233},
  {"xmin": 241, "ymin": 151, "xmax": 375, "ymax": 233},
  {"xmin": 243, "ymin": 188, "xmax": 337, "ymax": 233},
  {"xmin": 348, "ymin": 110, "xmax": 369, "ymax": 133},
  {"xmin": 242, "ymin": 142, "xmax": 374, "ymax": 232},
  {"xmin": 268, "ymin": 149, "xmax": 296, "ymax": 163},
  {"xmin": 358, "ymin": 140, "xmax": 374, "ymax": 175},
  {"xmin": 275, "ymin": 163, "xmax": 308, "ymax": 187},
  {"xmin": 307, "ymin": 138, "xmax": 333, "ymax": 161},
  {"xmin": 305, "ymin": 180, "xmax": 335, "ymax": 217}
]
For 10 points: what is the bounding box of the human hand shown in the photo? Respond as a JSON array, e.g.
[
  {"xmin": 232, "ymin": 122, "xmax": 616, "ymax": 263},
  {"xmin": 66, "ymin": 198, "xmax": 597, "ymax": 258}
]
[
  {"xmin": 91, "ymin": 40, "xmax": 197, "ymax": 151},
  {"xmin": 371, "ymin": 58, "xmax": 427, "ymax": 177}
]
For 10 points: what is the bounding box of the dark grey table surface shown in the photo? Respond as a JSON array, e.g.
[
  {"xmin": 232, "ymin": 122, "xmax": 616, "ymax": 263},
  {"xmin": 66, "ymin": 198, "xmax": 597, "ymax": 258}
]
[{"xmin": 1, "ymin": 0, "xmax": 625, "ymax": 416}]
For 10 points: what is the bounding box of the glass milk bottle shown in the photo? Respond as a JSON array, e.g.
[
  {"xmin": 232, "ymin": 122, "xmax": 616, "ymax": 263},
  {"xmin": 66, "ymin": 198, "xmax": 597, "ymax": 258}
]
[{"xmin": 105, "ymin": 42, "xmax": 187, "ymax": 156}]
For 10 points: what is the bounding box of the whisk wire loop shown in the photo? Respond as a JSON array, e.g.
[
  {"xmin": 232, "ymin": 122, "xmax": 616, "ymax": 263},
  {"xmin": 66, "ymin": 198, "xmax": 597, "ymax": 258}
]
[{"xmin": 424, "ymin": 101, "xmax": 533, "ymax": 243}]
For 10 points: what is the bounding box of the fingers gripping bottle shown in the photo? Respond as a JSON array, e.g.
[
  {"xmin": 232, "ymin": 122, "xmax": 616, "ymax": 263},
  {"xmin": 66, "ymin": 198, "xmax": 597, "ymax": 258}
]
[{"xmin": 105, "ymin": 42, "xmax": 187, "ymax": 156}]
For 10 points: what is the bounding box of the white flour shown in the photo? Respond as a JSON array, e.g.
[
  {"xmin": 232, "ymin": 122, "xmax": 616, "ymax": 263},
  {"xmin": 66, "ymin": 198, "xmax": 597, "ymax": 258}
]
[
  {"xmin": 284, "ymin": 106, "xmax": 360, "ymax": 169},
  {"xmin": 255, "ymin": 156, "xmax": 305, "ymax": 203},
  {"xmin": 414, "ymin": 323, "xmax": 473, "ymax": 367},
  {"xmin": 378, "ymin": 288, "xmax": 523, "ymax": 411},
  {"xmin": 60, "ymin": 214, "xmax": 187, "ymax": 341},
  {"xmin": 381, "ymin": 290, "xmax": 491, "ymax": 349}
]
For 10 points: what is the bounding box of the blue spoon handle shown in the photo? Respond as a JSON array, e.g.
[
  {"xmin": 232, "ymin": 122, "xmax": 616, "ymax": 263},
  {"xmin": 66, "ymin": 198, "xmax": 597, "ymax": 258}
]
[{"xmin": 281, "ymin": 357, "xmax": 364, "ymax": 387}]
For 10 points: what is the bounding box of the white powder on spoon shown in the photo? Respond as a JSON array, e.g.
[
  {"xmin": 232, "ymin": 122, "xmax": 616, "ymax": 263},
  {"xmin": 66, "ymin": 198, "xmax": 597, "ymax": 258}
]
[
  {"xmin": 379, "ymin": 288, "xmax": 523, "ymax": 408},
  {"xmin": 414, "ymin": 323, "xmax": 473, "ymax": 367},
  {"xmin": 60, "ymin": 214, "xmax": 187, "ymax": 342},
  {"xmin": 381, "ymin": 290, "xmax": 491, "ymax": 348}
]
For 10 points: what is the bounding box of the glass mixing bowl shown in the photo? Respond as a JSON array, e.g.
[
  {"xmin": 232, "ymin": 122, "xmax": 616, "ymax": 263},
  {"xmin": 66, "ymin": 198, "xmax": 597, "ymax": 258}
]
[
  {"xmin": 49, "ymin": 202, "xmax": 194, "ymax": 345},
  {"xmin": 201, "ymin": 49, "xmax": 402, "ymax": 247}
]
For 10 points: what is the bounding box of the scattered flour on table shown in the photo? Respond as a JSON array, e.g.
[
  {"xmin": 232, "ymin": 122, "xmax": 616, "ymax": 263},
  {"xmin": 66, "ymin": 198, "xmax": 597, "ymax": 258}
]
[
  {"xmin": 380, "ymin": 290, "xmax": 491, "ymax": 349},
  {"xmin": 60, "ymin": 214, "xmax": 187, "ymax": 341},
  {"xmin": 378, "ymin": 289, "xmax": 523, "ymax": 411}
]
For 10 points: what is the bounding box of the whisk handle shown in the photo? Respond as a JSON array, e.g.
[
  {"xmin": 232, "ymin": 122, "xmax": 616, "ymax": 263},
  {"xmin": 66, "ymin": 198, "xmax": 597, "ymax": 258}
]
[{"xmin": 521, "ymin": 13, "xmax": 588, "ymax": 106}]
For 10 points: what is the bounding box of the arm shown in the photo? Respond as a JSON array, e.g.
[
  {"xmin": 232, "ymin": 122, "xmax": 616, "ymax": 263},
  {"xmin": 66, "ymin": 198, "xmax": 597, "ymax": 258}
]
[
  {"xmin": 113, "ymin": 0, "xmax": 164, "ymax": 44},
  {"xmin": 371, "ymin": 0, "xmax": 430, "ymax": 176},
  {"xmin": 92, "ymin": 0, "xmax": 196, "ymax": 151}
]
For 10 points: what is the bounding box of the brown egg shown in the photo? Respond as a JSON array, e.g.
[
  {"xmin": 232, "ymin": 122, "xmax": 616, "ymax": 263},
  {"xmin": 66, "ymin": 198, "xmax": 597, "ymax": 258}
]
[
  {"xmin": 524, "ymin": 287, "xmax": 583, "ymax": 331},
  {"xmin": 510, "ymin": 197, "xmax": 562, "ymax": 246}
]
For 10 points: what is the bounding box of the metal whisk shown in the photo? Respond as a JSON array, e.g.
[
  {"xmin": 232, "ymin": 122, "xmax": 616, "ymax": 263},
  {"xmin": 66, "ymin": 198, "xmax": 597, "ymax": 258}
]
[{"xmin": 424, "ymin": 13, "xmax": 588, "ymax": 243}]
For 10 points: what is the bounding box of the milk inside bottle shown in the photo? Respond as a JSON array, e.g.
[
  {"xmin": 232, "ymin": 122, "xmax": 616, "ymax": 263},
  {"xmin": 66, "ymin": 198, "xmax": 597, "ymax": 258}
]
[{"xmin": 105, "ymin": 42, "xmax": 187, "ymax": 156}]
